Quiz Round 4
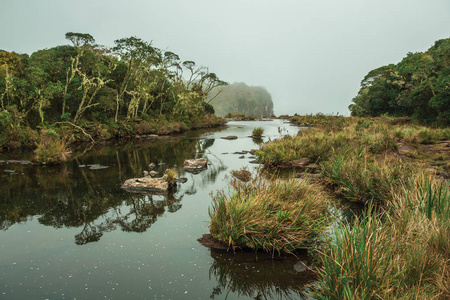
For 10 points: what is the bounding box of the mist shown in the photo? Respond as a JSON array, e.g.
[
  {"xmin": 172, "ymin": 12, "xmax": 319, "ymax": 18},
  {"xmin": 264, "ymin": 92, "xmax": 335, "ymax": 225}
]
[{"xmin": 2, "ymin": 0, "xmax": 449, "ymax": 115}]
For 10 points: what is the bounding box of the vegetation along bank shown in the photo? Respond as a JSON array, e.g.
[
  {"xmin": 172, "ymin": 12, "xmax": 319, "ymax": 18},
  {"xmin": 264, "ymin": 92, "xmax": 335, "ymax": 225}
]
[
  {"xmin": 207, "ymin": 37, "xmax": 450, "ymax": 299},
  {"xmin": 0, "ymin": 32, "xmax": 227, "ymax": 163}
]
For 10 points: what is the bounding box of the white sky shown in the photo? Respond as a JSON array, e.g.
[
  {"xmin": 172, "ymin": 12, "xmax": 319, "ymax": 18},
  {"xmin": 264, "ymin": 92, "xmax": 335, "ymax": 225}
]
[{"xmin": 1, "ymin": 0, "xmax": 449, "ymax": 115}]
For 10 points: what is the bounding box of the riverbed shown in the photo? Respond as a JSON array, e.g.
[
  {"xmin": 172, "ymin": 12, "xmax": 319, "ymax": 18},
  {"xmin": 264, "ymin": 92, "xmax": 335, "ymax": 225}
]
[{"xmin": 0, "ymin": 119, "xmax": 315, "ymax": 300}]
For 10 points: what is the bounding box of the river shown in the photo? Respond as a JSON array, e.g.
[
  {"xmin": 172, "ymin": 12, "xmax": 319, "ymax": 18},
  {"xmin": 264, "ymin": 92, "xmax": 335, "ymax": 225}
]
[{"xmin": 0, "ymin": 119, "xmax": 315, "ymax": 300}]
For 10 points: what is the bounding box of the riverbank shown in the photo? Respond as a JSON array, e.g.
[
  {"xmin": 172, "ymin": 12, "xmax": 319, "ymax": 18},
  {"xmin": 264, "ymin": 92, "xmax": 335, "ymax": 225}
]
[
  {"xmin": 0, "ymin": 114, "xmax": 226, "ymax": 164},
  {"xmin": 208, "ymin": 115, "xmax": 450, "ymax": 299}
]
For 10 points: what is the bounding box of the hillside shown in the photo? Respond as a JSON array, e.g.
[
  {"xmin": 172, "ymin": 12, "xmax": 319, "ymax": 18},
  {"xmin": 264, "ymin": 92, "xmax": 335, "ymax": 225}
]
[{"xmin": 208, "ymin": 82, "xmax": 274, "ymax": 118}]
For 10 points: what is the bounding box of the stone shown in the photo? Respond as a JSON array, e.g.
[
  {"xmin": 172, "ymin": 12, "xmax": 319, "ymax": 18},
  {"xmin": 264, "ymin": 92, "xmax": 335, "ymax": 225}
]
[
  {"xmin": 289, "ymin": 158, "xmax": 311, "ymax": 167},
  {"xmin": 183, "ymin": 158, "xmax": 208, "ymax": 172},
  {"xmin": 148, "ymin": 162, "xmax": 156, "ymax": 169},
  {"xmin": 238, "ymin": 155, "xmax": 245, "ymax": 159},
  {"xmin": 221, "ymin": 136, "xmax": 238, "ymax": 140},
  {"xmin": 176, "ymin": 177, "xmax": 188, "ymax": 183},
  {"xmin": 88, "ymin": 164, "xmax": 109, "ymax": 170},
  {"xmin": 249, "ymin": 149, "xmax": 258, "ymax": 155},
  {"xmin": 293, "ymin": 261, "xmax": 309, "ymax": 273},
  {"xmin": 121, "ymin": 176, "xmax": 170, "ymax": 193},
  {"xmin": 149, "ymin": 171, "xmax": 158, "ymax": 177}
]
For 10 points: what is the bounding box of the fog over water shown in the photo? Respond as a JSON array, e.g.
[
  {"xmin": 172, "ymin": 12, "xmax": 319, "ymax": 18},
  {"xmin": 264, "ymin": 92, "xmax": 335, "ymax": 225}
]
[{"xmin": 2, "ymin": 0, "xmax": 449, "ymax": 115}]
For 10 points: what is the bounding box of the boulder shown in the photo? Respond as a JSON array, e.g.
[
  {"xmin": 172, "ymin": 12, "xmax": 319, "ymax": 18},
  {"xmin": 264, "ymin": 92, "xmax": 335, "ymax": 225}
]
[
  {"xmin": 121, "ymin": 176, "xmax": 170, "ymax": 193},
  {"xmin": 183, "ymin": 158, "xmax": 208, "ymax": 172}
]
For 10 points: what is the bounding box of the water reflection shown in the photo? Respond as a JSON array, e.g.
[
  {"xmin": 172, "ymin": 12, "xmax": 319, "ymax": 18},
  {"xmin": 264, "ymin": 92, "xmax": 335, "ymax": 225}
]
[
  {"xmin": 208, "ymin": 249, "xmax": 315, "ymax": 300},
  {"xmin": 0, "ymin": 133, "xmax": 225, "ymax": 245}
]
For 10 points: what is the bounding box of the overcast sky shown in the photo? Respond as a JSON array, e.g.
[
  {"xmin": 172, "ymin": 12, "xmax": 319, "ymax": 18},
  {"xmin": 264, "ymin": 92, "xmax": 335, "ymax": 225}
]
[{"xmin": 2, "ymin": 0, "xmax": 449, "ymax": 115}]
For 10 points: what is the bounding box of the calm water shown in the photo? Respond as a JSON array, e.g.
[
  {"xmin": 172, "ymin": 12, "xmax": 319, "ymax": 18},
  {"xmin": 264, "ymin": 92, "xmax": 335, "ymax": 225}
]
[{"xmin": 0, "ymin": 119, "xmax": 315, "ymax": 300}]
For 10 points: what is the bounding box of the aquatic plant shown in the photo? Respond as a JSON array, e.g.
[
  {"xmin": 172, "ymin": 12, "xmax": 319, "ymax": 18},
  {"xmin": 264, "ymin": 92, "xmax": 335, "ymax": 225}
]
[
  {"xmin": 164, "ymin": 168, "xmax": 178, "ymax": 187},
  {"xmin": 252, "ymin": 127, "xmax": 264, "ymax": 137}
]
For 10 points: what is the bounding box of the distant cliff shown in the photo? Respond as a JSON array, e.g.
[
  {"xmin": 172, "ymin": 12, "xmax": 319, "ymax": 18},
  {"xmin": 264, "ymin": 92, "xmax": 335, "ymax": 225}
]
[{"xmin": 207, "ymin": 82, "xmax": 274, "ymax": 118}]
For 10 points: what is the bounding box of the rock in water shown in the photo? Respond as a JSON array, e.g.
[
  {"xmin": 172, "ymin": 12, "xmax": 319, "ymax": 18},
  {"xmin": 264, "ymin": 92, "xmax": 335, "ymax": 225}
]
[
  {"xmin": 293, "ymin": 261, "xmax": 308, "ymax": 273},
  {"xmin": 221, "ymin": 136, "xmax": 238, "ymax": 140},
  {"xmin": 121, "ymin": 176, "xmax": 170, "ymax": 193},
  {"xmin": 183, "ymin": 158, "xmax": 208, "ymax": 172}
]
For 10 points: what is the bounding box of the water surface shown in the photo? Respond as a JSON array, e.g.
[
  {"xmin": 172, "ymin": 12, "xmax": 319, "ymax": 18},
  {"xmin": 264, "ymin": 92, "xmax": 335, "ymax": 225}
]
[{"xmin": 1, "ymin": 119, "xmax": 315, "ymax": 300}]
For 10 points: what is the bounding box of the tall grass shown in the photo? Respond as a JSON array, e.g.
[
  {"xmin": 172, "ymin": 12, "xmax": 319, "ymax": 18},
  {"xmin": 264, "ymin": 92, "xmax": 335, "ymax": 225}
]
[
  {"xmin": 314, "ymin": 174, "xmax": 450, "ymax": 299},
  {"xmin": 257, "ymin": 118, "xmax": 399, "ymax": 166},
  {"xmin": 209, "ymin": 175, "xmax": 330, "ymax": 254},
  {"xmin": 321, "ymin": 149, "xmax": 415, "ymax": 205}
]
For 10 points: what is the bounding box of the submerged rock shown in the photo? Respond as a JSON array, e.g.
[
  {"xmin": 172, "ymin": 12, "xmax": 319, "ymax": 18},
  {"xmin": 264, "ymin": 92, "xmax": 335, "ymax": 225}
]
[
  {"xmin": 183, "ymin": 158, "xmax": 208, "ymax": 172},
  {"xmin": 221, "ymin": 136, "xmax": 238, "ymax": 140},
  {"xmin": 121, "ymin": 176, "xmax": 170, "ymax": 193},
  {"xmin": 293, "ymin": 261, "xmax": 309, "ymax": 273},
  {"xmin": 88, "ymin": 164, "xmax": 109, "ymax": 170}
]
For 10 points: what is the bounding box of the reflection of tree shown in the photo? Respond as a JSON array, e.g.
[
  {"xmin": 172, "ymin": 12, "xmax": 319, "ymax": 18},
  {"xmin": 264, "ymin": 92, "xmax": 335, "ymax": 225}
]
[
  {"xmin": 208, "ymin": 250, "xmax": 314, "ymax": 300},
  {"xmin": 0, "ymin": 129, "xmax": 219, "ymax": 244},
  {"xmin": 112, "ymin": 192, "xmax": 182, "ymax": 233}
]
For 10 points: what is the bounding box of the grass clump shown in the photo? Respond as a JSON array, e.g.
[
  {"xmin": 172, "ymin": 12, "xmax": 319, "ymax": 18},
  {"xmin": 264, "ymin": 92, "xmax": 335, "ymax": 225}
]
[
  {"xmin": 313, "ymin": 175, "xmax": 450, "ymax": 299},
  {"xmin": 164, "ymin": 168, "xmax": 178, "ymax": 187},
  {"xmin": 209, "ymin": 174, "xmax": 330, "ymax": 254},
  {"xmin": 252, "ymin": 127, "xmax": 264, "ymax": 137},
  {"xmin": 321, "ymin": 149, "xmax": 415, "ymax": 205},
  {"xmin": 34, "ymin": 128, "xmax": 71, "ymax": 164}
]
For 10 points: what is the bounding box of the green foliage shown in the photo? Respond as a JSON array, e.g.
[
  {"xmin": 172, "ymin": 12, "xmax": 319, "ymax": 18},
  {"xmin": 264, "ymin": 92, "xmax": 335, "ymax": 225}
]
[
  {"xmin": 349, "ymin": 38, "xmax": 450, "ymax": 126},
  {"xmin": 0, "ymin": 33, "xmax": 227, "ymax": 151}
]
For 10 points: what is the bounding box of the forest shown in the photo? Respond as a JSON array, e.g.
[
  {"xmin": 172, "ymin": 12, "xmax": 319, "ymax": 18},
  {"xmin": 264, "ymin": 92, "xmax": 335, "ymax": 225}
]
[
  {"xmin": 349, "ymin": 37, "xmax": 449, "ymax": 125},
  {"xmin": 0, "ymin": 33, "xmax": 227, "ymax": 160},
  {"xmin": 208, "ymin": 82, "xmax": 273, "ymax": 118}
]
